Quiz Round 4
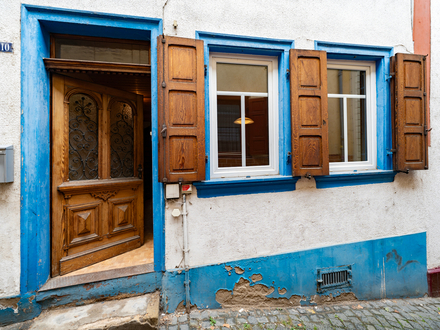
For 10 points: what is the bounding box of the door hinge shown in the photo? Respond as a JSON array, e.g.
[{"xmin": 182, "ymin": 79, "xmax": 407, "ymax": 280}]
[
  {"xmin": 161, "ymin": 125, "xmax": 167, "ymax": 138},
  {"xmin": 137, "ymin": 164, "xmax": 143, "ymax": 179}
]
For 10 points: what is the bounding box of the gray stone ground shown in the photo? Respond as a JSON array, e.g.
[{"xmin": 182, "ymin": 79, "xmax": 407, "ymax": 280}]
[{"xmin": 159, "ymin": 297, "xmax": 440, "ymax": 330}]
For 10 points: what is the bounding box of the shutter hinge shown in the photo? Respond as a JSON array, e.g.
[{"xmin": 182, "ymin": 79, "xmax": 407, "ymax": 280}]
[
  {"xmin": 161, "ymin": 125, "xmax": 167, "ymax": 138},
  {"xmin": 286, "ymin": 151, "xmax": 292, "ymax": 165},
  {"xmin": 286, "ymin": 69, "xmax": 290, "ymax": 79},
  {"xmin": 425, "ymin": 126, "xmax": 432, "ymax": 136},
  {"xmin": 386, "ymin": 149, "xmax": 396, "ymax": 155},
  {"xmin": 204, "ymin": 65, "xmax": 207, "ymax": 77},
  {"xmin": 205, "ymin": 155, "xmax": 208, "ymax": 163},
  {"xmin": 161, "ymin": 37, "xmax": 166, "ymax": 44},
  {"xmin": 162, "ymin": 81, "xmax": 166, "ymax": 88}
]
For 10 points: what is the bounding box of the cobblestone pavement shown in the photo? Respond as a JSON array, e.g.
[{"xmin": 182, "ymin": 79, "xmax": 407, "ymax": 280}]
[{"xmin": 159, "ymin": 297, "xmax": 440, "ymax": 330}]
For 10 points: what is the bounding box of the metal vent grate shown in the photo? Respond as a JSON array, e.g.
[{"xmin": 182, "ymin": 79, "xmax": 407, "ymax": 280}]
[
  {"xmin": 322, "ymin": 270, "xmax": 348, "ymax": 286},
  {"xmin": 317, "ymin": 265, "xmax": 352, "ymax": 292}
]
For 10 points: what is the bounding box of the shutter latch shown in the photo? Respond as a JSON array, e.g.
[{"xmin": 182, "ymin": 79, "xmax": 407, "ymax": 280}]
[
  {"xmin": 161, "ymin": 125, "xmax": 167, "ymax": 138},
  {"xmin": 304, "ymin": 172, "xmax": 312, "ymax": 180},
  {"xmin": 425, "ymin": 126, "xmax": 432, "ymax": 136},
  {"xmin": 386, "ymin": 149, "xmax": 396, "ymax": 155},
  {"xmin": 386, "ymin": 72, "xmax": 395, "ymax": 82}
]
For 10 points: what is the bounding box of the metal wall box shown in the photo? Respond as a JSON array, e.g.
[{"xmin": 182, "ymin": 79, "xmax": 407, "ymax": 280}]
[{"xmin": 0, "ymin": 145, "xmax": 14, "ymax": 183}]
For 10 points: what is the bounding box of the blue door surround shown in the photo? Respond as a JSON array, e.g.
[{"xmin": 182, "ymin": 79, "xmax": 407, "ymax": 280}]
[{"xmin": 10, "ymin": 6, "xmax": 164, "ymax": 324}]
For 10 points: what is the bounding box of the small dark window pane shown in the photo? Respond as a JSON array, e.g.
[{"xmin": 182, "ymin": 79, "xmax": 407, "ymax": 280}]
[
  {"xmin": 217, "ymin": 96, "xmax": 242, "ymax": 168},
  {"xmin": 245, "ymin": 96, "xmax": 269, "ymax": 166},
  {"xmin": 55, "ymin": 37, "xmax": 150, "ymax": 65},
  {"xmin": 110, "ymin": 101, "xmax": 134, "ymax": 178},
  {"xmin": 69, "ymin": 94, "xmax": 99, "ymax": 180}
]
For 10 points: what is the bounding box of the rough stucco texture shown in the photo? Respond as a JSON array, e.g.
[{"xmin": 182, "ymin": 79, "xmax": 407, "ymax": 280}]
[
  {"xmin": 0, "ymin": 0, "xmax": 434, "ymax": 295},
  {"xmin": 163, "ymin": 0, "xmax": 434, "ymax": 271}
]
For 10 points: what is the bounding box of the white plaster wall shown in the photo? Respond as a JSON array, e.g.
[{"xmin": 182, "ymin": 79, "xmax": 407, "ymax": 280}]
[
  {"xmin": 0, "ymin": 0, "xmax": 432, "ymax": 296},
  {"xmin": 162, "ymin": 0, "xmax": 439, "ymax": 270}
]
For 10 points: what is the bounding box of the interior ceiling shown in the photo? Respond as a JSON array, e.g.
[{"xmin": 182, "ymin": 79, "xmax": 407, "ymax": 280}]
[{"xmin": 58, "ymin": 71, "xmax": 151, "ymax": 98}]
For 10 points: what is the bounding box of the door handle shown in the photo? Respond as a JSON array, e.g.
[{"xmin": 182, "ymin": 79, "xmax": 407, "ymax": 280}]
[{"xmin": 137, "ymin": 164, "xmax": 143, "ymax": 179}]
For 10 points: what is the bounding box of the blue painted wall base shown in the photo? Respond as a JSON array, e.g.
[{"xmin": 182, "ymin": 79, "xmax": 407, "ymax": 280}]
[
  {"xmin": 162, "ymin": 232, "xmax": 427, "ymax": 313},
  {"xmin": 0, "ymin": 294, "xmax": 41, "ymax": 327}
]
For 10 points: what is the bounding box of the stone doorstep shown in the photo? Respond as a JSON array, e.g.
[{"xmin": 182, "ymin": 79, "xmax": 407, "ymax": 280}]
[{"xmin": 1, "ymin": 292, "xmax": 160, "ymax": 330}]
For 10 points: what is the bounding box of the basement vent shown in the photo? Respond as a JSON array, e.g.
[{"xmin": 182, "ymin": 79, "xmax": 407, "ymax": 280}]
[{"xmin": 317, "ymin": 265, "xmax": 352, "ymax": 292}]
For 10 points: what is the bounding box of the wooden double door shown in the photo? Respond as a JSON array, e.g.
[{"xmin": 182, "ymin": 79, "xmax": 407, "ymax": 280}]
[{"xmin": 51, "ymin": 74, "xmax": 144, "ymax": 276}]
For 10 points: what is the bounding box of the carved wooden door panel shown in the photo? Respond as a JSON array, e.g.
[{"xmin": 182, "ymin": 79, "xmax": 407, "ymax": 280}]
[{"xmin": 51, "ymin": 74, "xmax": 144, "ymax": 276}]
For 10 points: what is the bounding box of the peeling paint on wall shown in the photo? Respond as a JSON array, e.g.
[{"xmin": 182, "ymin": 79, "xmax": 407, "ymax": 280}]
[
  {"xmin": 162, "ymin": 233, "xmax": 427, "ymax": 313},
  {"xmin": 216, "ymin": 278, "xmax": 303, "ymax": 308},
  {"xmin": 278, "ymin": 287, "xmax": 287, "ymax": 295},
  {"xmin": 234, "ymin": 267, "xmax": 244, "ymax": 275},
  {"xmin": 250, "ymin": 274, "xmax": 263, "ymax": 283}
]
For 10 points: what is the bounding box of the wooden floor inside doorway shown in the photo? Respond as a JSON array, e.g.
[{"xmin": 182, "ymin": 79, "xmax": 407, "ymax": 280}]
[{"xmin": 62, "ymin": 232, "xmax": 154, "ymax": 277}]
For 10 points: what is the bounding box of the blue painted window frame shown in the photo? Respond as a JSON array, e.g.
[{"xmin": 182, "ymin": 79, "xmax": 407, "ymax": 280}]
[
  {"xmin": 314, "ymin": 41, "xmax": 397, "ymax": 189},
  {"xmin": 194, "ymin": 32, "xmax": 298, "ymax": 198},
  {"xmin": 20, "ymin": 4, "xmax": 164, "ymax": 295}
]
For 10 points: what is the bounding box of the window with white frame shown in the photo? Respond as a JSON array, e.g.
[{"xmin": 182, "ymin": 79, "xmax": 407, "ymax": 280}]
[
  {"xmin": 209, "ymin": 54, "xmax": 279, "ymax": 178},
  {"xmin": 327, "ymin": 60, "xmax": 376, "ymax": 172}
]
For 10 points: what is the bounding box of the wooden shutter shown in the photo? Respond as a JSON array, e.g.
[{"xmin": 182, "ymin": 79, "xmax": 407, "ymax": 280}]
[
  {"xmin": 392, "ymin": 53, "xmax": 428, "ymax": 171},
  {"xmin": 290, "ymin": 49, "xmax": 329, "ymax": 177},
  {"xmin": 158, "ymin": 36, "xmax": 205, "ymax": 182}
]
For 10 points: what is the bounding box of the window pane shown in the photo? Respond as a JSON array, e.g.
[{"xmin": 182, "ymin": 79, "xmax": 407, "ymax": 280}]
[
  {"xmin": 110, "ymin": 101, "xmax": 134, "ymax": 178},
  {"xmin": 328, "ymin": 98, "xmax": 344, "ymax": 162},
  {"xmin": 347, "ymin": 98, "xmax": 367, "ymax": 162},
  {"xmin": 69, "ymin": 94, "xmax": 99, "ymax": 180},
  {"xmin": 217, "ymin": 63, "xmax": 268, "ymax": 93},
  {"xmin": 55, "ymin": 38, "xmax": 150, "ymax": 65},
  {"xmin": 328, "ymin": 69, "xmax": 366, "ymax": 95},
  {"xmin": 217, "ymin": 96, "xmax": 242, "ymax": 167},
  {"xmin": 245, "ymin": 96, "xmax": 269, "ymax": 166}
]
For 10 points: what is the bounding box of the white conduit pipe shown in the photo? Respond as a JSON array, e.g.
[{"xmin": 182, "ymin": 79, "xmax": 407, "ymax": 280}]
[{"xmin": 182, "ymin": 194, "xmax": 190, "ymax": 313}]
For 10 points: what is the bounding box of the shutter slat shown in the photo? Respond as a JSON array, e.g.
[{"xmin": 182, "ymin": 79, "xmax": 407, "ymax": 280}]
[
  {"xmin": 393, "ymin": 53, "xmax": 428, "ymax": 171},
  {"xmin": 158, "ymin": 36, "xmax": 206, "ymax": 182},
  {"xmin": 290, "ymin": 49, "xmax": 329, "ymax": 176}
]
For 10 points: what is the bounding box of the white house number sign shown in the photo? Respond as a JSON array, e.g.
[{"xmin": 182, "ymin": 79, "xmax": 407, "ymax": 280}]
[{"xmin": 0, "ymin": 42, "xmax": 13, "ymax": 53}]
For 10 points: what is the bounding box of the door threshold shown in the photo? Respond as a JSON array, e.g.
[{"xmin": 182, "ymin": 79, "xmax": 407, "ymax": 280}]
[{"xmin": 39, "ymin": 263, "xmax": 154, "ymax": 292}]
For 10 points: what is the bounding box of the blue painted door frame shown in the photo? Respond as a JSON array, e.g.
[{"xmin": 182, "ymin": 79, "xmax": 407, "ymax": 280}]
[{"xmin": 20, "ymin": 4, "xmax": 164, "ymax": 295}]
